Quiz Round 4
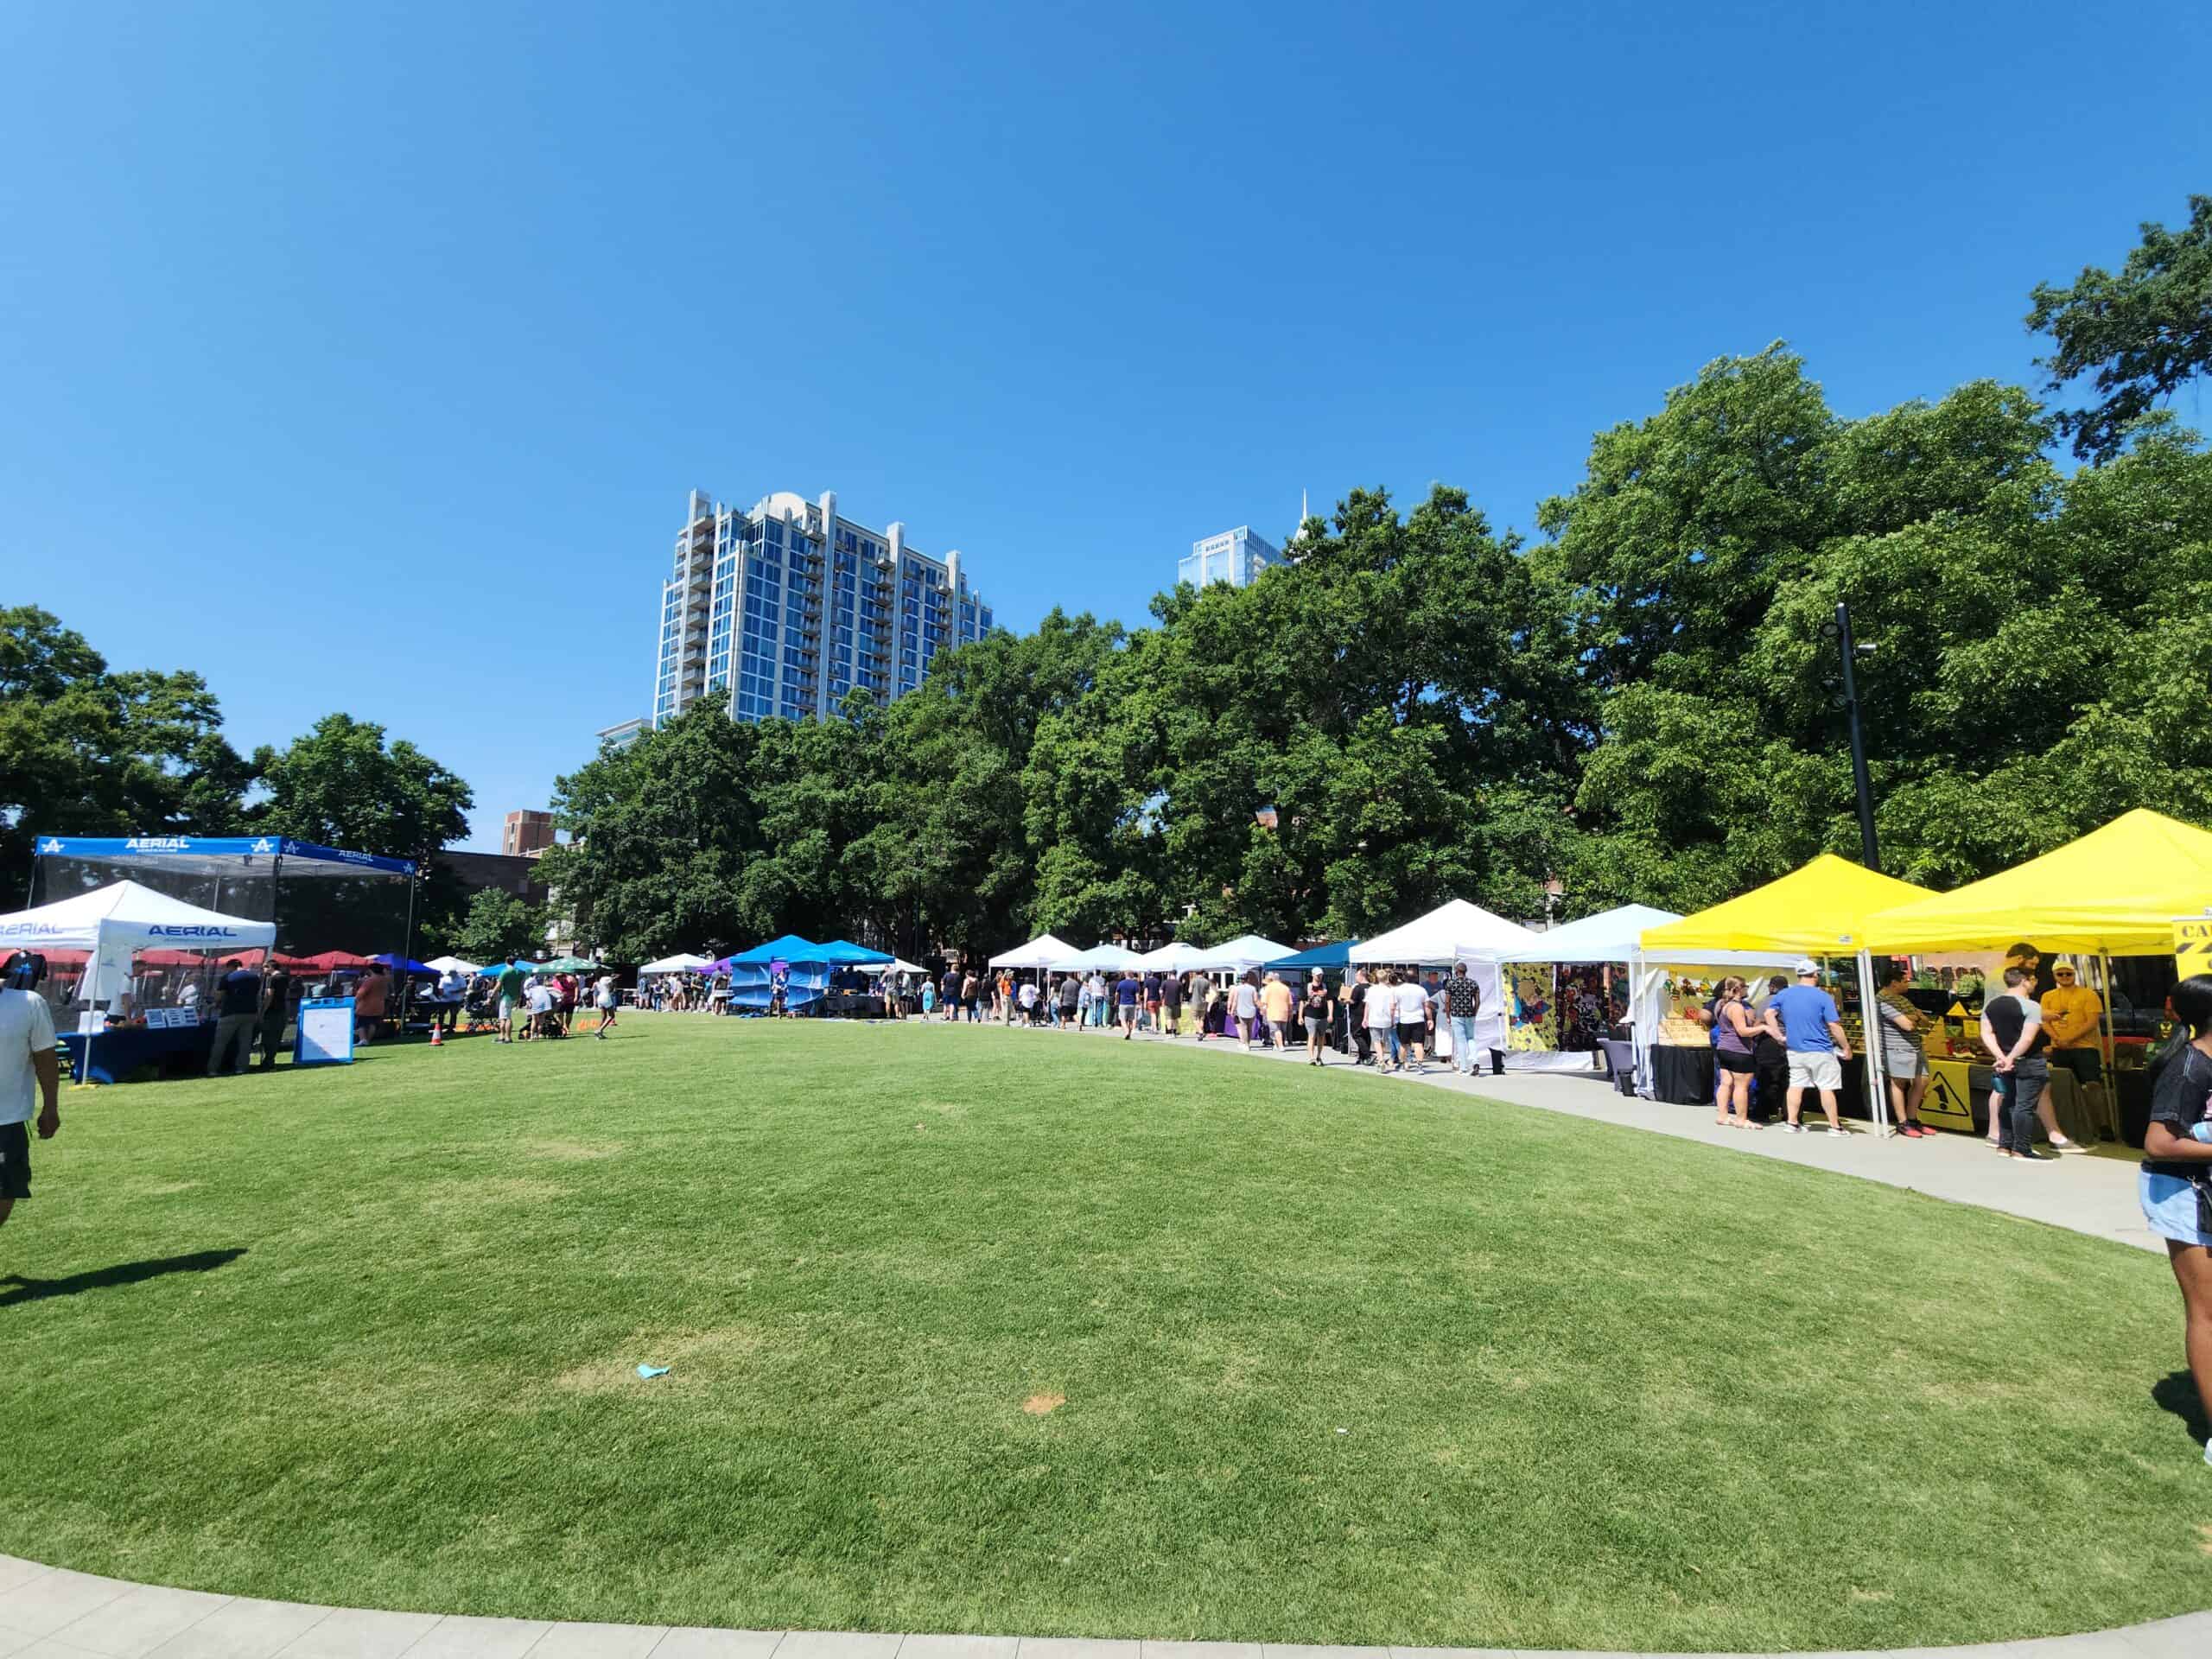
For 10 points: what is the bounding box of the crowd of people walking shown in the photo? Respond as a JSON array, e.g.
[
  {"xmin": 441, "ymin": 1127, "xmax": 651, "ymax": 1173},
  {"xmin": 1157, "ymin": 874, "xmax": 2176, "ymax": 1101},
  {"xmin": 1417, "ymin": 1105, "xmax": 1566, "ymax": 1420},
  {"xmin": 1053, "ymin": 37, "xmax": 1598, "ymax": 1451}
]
[{"xmin": 918, "ymin": 962, "xmax": 1490, "ymax": 1074}]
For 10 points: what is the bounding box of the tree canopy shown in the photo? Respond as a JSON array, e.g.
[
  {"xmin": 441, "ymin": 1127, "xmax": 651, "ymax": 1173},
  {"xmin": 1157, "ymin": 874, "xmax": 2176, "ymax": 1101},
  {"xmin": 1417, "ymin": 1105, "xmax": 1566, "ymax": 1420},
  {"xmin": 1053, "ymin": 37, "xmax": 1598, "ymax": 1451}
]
[
  {"xmin": 2029, "ymin": 193, "xmax": 2212, "ymax": 463},
  {"xmin": 0, "ymin": 607, "xmax": 253, "ymax": 875}
]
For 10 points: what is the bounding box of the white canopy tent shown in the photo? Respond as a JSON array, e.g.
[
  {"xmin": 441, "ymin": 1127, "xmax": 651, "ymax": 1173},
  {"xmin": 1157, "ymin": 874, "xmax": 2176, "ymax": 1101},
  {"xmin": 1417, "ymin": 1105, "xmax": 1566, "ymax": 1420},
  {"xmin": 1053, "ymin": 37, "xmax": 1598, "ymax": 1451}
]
[
  {"xmin": 1187, "ymin": 934, "xmax": 1294, "ymax": 973},
  {"xmin": 988, "ymin": 934, "xmax": 1077, "ymax": 970},
  {"xmin": 1135, "ymin": 941, "xmax": 1208, "ymax": 973},
  {"xmin": 1488, "ymin": 906, "xmax": 1683, "ymax": 1074},
  {"xmin": 639, "ymin": 952, "xmax": 709, "ymax": 975},
  {"xmin": 861, "ymin": 957, "xmax": 927, "ymax": 977},
  {"xmin": 1354, "ymin": 898, "xmax": 1539, "ymax": 964},
  {"xmin": 1501, "ymin": 904, "xmax": 1681, "ymax": 963},
  {"xmin": 1049, "ymin": 942, "xmax": 1144, "ymax": 973},
  {"xmin": 0, "ymin": 882, "xmax": 279, "ymax": 1078},
  {"xmin": 1347, "ymin": 899, "xmax": 1540, "ymax": 1065},
  {"xmin": 0, "ymin": 881, "xmax": 277, "ymax": 1007},
  {"xmin": 423, "ymin": 955, "xmax": 480, "ymax": 976}
]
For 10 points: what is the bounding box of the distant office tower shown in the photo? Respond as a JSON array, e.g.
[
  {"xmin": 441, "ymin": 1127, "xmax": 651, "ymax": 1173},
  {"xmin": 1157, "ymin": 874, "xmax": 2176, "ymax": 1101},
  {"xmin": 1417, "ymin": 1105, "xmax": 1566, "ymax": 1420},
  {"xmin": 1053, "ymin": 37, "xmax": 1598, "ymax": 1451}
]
[
  {"xmin": 502, "ymin": 810, "xmax": 555, "ymax": 857},
  {"xmin": 653, "ymin": 488, "xmax": 994, "ymax": 726},
  {"xmin": 1179, "ymin": 525, "xmax": 1281, "ymax": 590}
]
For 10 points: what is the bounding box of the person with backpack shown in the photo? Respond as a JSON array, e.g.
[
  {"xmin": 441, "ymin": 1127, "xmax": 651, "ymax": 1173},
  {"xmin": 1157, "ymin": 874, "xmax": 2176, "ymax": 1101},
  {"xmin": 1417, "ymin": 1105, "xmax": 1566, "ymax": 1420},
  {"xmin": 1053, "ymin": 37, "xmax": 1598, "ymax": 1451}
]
[{"xmin": 1300, "ymin": 975, "xmax": 1334, "ymax": 1066}]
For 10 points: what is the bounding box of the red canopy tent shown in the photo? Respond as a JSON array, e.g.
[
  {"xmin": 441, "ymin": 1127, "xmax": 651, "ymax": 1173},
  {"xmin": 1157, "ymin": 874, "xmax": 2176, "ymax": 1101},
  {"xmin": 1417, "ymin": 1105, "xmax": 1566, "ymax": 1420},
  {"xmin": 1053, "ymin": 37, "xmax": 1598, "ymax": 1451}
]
[{"xmin": 276, "ymin": 950, "xmax": 376, "ymax": 972}]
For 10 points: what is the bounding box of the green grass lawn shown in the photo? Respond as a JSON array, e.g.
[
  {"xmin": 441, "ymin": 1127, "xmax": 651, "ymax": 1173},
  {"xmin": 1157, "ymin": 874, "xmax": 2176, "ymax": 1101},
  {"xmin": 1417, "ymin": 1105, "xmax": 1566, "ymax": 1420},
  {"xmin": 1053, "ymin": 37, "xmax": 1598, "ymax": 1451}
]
[{"xmin": 4, "ymin": 1016, "xmax": 2209, "ymax": 1649}]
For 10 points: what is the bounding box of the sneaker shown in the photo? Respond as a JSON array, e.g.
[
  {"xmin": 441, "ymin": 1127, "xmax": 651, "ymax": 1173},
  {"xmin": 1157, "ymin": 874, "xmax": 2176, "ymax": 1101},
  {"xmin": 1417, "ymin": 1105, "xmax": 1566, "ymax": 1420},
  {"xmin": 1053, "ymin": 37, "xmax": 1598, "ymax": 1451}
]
[
  {"xmin": 2015, "ymin": 1148, "xmax": 2054, "ymax": 1163},
  {"xmin": 2049, "ymin": 1134, "xmax": 2077, "ymax": 1151},
  {"xmin": 1828, "ymin": 1126, "xmax": 1849, "ymax": 1137},
  {"xmin": 1783, "ymin": 1123, "xmax": 1805, "ymax": 1134}
]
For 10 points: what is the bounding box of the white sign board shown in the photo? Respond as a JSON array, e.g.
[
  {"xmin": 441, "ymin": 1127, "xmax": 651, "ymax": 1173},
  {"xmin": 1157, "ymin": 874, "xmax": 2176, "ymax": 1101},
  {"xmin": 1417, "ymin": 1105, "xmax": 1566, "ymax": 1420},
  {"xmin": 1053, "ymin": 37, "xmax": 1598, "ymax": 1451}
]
[{"xmin": 295, "ymin": 996, "xmax": 355, "ymax": 1066}]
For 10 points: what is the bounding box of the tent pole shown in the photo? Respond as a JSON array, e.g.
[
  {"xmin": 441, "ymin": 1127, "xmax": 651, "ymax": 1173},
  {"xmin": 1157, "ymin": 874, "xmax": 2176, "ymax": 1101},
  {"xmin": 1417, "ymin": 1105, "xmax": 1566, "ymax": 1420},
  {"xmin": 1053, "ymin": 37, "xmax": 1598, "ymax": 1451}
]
[
  {"xmin": 1856, "ymin": 949, "xmax": 1890, "ymax": 1135},
  {"xmin": 400, "ymin": 869, "xmax": 419, "ymax": 1031},
  {"xmin": 2098, "ymin": 951, "xmax": 2119, "ymax": 1140}
]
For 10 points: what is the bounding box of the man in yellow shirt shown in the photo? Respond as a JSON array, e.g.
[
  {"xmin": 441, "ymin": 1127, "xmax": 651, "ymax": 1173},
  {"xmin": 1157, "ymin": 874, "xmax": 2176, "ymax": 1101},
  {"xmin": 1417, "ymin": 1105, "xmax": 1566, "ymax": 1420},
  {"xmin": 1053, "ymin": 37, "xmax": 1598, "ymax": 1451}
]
[
  {"xmin": 2040, "ymin": 963, "xmax": 2105, "ymax": 1089},
  {"xmin": 1260, "ymin": 972, "xmax": 1294, "ymax": 1051}
]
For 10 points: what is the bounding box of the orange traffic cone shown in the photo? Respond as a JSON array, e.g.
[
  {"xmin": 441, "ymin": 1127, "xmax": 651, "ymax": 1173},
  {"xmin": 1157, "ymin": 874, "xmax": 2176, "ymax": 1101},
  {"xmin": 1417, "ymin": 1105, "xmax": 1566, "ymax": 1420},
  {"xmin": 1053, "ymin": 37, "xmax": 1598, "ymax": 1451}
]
[{"xmin": 429, "ymin": 1023, "xmax": 443, "ymax": 1047}]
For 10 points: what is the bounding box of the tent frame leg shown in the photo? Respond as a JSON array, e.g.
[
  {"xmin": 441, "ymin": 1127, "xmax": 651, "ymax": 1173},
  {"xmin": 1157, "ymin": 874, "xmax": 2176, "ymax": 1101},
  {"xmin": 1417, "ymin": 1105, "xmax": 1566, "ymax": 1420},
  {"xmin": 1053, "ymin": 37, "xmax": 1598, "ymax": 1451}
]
[{"xmin": 1855, "ymin": 949, "xmax": 1890, "ymax": 1135}]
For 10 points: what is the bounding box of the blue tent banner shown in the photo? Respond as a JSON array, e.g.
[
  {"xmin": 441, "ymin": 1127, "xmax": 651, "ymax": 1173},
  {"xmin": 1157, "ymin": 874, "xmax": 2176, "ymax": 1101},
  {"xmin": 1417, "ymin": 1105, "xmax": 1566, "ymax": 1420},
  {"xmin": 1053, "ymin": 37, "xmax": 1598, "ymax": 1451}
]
[{"xmin": 32, "ymin": 834, "xmax": 416, "ymax": 879}]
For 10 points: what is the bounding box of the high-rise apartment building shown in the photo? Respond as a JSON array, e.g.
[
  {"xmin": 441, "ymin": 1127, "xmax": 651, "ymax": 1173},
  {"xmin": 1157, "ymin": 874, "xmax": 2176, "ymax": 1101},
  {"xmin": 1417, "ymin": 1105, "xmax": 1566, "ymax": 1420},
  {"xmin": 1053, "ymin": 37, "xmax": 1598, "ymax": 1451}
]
[
  {"xmin": 502, "ymin": 810, "xmax": 556, "ymax": 857},
  {"xmin": 1179, "ymin": 525, "xmax": 1281, "ymax": 590},
  {"xmin": 653, "ymin": 488, "xmax": 994, "ymax": 726}
]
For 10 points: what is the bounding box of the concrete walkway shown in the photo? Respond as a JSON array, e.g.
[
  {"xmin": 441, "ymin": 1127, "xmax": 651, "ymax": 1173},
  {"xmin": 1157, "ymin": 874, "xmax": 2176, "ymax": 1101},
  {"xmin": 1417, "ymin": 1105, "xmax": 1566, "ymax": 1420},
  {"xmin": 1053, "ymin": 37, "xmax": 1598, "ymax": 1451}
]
[
  {"xmin": 1156, "ymin": 1027, "xmax": 2159, "ymax": 1251},
  {"xmin": 9, "ymin": 1024, "xmax": 2197, "ymax": 1659},
  {"xmin": 3, "ymin": 1554, "xmax": 2205, "ymax": 1659}
]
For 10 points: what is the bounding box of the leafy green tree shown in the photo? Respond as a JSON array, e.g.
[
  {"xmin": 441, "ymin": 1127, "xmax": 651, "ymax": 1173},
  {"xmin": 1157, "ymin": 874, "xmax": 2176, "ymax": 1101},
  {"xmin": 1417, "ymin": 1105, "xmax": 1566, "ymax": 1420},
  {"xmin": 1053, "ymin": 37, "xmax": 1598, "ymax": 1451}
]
[
  {"xmin": 251, "ymin": 713, "xmax": 473, "ymax": 867},
  {"xmin": 448, "ymin": 887, "xmax": 547, "ymax": 963},
  {"xmin": 542, "ymin": 702, "xmax": 771, "ymax": 963},
  {"xmin": 2029, "ymin": 194, "xmax": 2212, "ymax": 462},
  {"xmin": 1541, "ymin": 344, "xmax": 2212, "ymax": 908},
  {"xmin": 0, "ymin": 606, "xmax": 253, "ymax": 874}
]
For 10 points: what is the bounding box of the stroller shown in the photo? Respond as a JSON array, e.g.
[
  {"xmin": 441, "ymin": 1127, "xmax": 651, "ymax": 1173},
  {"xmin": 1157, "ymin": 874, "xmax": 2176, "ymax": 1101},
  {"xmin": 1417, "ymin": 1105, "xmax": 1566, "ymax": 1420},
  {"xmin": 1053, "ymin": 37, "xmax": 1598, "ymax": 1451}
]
[{"xmin": 462, "ymin": 979, "xmax": 501, "ymax": 1034}]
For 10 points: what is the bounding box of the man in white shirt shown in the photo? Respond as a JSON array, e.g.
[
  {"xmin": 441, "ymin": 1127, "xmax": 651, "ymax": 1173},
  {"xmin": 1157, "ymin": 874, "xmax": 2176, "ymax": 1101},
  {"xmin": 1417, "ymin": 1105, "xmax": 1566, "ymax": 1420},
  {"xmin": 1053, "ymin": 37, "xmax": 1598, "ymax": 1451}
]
[
  {"xmin": 2, "ymin": 956, "xmax": 62, "ymax": 1230},
  {"xmin": 1365, "ymin": 969, "xmax": 1402, "ymax": 1071},
  {"xmin": 1395, "ymin": 973, "xmax": 1433, "ymax": 1071}
]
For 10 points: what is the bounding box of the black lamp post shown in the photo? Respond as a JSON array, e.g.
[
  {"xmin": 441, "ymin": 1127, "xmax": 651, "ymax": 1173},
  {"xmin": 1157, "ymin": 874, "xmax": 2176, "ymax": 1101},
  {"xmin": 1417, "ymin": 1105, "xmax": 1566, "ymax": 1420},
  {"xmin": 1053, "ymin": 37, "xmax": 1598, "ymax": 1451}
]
[{"xmin": 1821, "ymin": 601, "xmax": 1881, "ymax": 873}]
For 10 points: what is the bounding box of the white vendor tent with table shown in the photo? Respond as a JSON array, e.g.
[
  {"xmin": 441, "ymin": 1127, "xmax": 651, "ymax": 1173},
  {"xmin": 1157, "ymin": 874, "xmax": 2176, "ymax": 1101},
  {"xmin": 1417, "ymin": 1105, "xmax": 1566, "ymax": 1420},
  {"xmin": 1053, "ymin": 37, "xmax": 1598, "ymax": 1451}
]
[
  {"xmin": 0, "ymin": 880, "xmax": 278, "ymax": 1084},
  {"xmin": 1352, "ymin": 899, "xmax": 1539, "ymax": 1067},
  {"xmin": 423, "ymin": 955, "xmax": 481, "ymax": 976},
  {"xmin": 1497, "ymin": 904, "xmax": 1683, "ymax": 1075},
  {"xmin": 639, "ymin": 952, "xmax": 709, "ymax": 975}
]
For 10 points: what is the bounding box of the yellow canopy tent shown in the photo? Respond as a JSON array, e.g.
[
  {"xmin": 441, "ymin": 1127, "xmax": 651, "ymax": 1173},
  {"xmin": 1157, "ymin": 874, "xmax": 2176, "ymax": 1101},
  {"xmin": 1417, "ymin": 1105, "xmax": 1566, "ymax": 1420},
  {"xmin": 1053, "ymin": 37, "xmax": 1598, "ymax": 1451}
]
[
  {"xmin": 1635, "ymin": 855, "xmax": 1935, "ymax": 1133},
  {"xmin": 1638, "ymin": 855, "xmax": 1935, "ymax": 957},
  {"xmin": 1861, "ymin": 809, "xmax": 2212, "ymax": 954}
]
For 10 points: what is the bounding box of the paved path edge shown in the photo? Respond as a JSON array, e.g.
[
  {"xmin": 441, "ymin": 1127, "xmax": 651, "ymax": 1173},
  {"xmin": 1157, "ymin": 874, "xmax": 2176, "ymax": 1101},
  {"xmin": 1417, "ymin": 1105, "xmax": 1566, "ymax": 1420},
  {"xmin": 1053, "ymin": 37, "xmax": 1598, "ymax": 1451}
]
[{"xmin": 3, "ymin": 1553, "xmax": 2209, "ymax": 1659}]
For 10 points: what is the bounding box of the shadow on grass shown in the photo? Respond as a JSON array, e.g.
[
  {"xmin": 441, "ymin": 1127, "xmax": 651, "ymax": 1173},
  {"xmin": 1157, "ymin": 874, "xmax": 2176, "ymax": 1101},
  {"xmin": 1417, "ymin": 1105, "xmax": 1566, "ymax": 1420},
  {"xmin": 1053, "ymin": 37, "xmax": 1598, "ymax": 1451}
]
[
  {"xmin": 2152, "ymin": 1369, "xmax": 2209, "ymax": 1446},
  {"xmin": 2, "ymin": 1248, "xmax": 246, "ymax": 1307}
]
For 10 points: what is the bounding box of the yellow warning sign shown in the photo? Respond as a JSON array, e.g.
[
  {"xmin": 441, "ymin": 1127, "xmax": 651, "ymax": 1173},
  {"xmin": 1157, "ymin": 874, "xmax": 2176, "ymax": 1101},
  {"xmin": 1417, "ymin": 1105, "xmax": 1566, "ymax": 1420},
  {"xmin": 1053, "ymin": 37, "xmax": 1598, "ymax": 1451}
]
[{"xmin": 2171, "ymin": 916, "xmax": 2212, "ymax": 982}]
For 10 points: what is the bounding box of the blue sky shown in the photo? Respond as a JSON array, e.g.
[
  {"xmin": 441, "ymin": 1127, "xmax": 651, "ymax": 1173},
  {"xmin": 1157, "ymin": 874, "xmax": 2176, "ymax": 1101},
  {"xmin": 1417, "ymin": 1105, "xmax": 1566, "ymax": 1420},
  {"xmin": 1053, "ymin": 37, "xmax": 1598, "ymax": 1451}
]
[{"xmin": 4, "ymin": 1, "xmax": 2207, "ymax": 849}]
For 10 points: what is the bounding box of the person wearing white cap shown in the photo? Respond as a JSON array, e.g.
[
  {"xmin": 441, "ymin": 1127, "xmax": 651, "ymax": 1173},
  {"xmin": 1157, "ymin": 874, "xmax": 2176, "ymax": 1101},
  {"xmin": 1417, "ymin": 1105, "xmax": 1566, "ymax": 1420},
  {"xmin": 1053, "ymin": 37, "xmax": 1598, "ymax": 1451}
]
[{"xmin": 1760, "ymin": 958, "xmax": 1854, "ymax": 1135}]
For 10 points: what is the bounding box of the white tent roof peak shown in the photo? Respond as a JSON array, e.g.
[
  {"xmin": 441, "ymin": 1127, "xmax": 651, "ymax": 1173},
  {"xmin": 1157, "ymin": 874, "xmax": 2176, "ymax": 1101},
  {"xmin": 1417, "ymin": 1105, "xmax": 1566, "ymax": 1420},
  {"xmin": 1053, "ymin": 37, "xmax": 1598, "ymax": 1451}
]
[
  {"xmin": 0, "ymin": 879, "xmax": 277, "ymax": 954},
  {"xmin": 1052, "ymin": 942, "xmax": 1143, "ymax": 972},
  {"xmin": 1188, "ymin": 933, "xmax": 1295, "ymax": 972},
  {"xmin": 1350, "ymin": 899, "xmax": 1538, "ymax": 964},
  {"xmin": 639, "ymin": 952, "xmax": 710, "ymax": 974},
  {"xmin": 1135, "ymin": 941, "xmax": 1208, "ymax": 971},
  {"xmin": 1500, "ymin": 904, "xmax": 1682, "ymax": 963},
  {"xmin": 988, "ymin": 933, "xmax": 1077, "ymax": 970}
]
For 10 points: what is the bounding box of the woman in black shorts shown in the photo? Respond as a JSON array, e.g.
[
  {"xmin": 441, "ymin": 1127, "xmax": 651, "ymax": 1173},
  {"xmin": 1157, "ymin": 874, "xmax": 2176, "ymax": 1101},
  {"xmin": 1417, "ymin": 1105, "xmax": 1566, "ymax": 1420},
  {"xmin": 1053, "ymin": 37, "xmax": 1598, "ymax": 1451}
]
[{"xmin": 1711, "ymin": 976, "xmax": 1763, "ymax": 1130}]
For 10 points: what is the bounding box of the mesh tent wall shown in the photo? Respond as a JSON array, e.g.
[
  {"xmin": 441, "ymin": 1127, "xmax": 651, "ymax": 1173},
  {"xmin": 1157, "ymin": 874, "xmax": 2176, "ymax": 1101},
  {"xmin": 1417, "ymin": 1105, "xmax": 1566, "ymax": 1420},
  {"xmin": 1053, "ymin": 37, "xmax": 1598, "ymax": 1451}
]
[{"xmin": 29, "ymin": 836, "xmax": 417, "ymax": 965}]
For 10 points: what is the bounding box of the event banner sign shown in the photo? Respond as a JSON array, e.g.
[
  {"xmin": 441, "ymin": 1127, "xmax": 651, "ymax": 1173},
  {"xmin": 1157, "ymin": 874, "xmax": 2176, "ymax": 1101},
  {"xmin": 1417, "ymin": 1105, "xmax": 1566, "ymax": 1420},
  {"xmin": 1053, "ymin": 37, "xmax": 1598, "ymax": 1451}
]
[
  {"xmin": 296, "ymin": 997, "xmax": 356, "ymax": 1066},
  {"xmin": 2171, "ymin": 915, "xmax": 2212, "ymax": 982}
]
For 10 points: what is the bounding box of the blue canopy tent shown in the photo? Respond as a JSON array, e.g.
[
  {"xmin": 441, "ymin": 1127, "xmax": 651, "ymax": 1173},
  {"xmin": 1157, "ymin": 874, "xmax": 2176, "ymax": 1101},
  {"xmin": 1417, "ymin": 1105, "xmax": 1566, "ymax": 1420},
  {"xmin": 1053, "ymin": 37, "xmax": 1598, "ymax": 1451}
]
[
  {"xmin": 721, "ymin": 934, "xmax": 828, "ymax": 1012},
  {"xmin": 369, "ymin": 953, "xmax": 438, "ymax": 977},
  {"xmin": 816, "ymin": 939, "xmax": 893, "ymax": 963},
  {"xmin": 1271, "ymin": 940, "xmax": 1357, "ymax": 973}
]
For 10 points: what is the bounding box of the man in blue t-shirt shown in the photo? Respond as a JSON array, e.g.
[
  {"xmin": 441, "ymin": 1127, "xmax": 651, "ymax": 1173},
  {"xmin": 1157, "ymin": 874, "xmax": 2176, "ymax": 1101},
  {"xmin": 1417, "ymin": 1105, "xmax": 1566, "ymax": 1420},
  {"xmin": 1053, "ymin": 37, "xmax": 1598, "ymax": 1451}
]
[
  {"xmin": 1762, "ymin": 958, "xmax": 1854, "ymax": 1135},
  {"xmin": 1113, "ymin": 973, "xmax": 1141, "ymax": 1039}
]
